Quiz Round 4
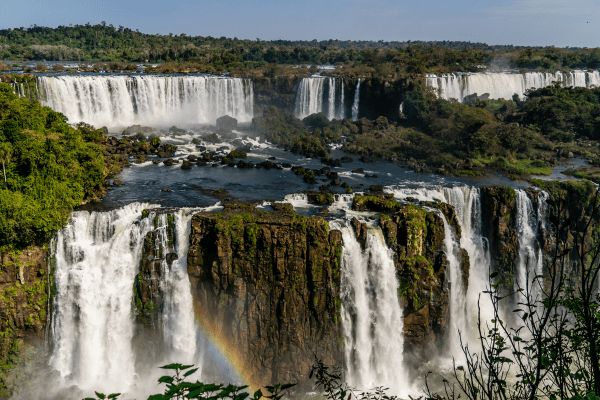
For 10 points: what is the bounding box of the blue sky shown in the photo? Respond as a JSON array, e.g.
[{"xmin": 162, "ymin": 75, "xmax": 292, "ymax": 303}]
[{"xmin": 0, "ymin": 0, "xmax": 598, "ymax": 47}]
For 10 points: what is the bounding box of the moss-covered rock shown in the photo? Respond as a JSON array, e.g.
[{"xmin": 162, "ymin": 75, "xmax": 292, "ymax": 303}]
[
  {"xmin": 352, "ymin": 193, "xmax": 402, "ymax": 212},
  {"xmin": 480, "ymin": 186, "xmax": 518, "ymax": 289},
  {"xmin": 0, "ymin": 247, "xmax": 48, "ymax": 396},
  {"xmin": 306, "ymin": 191, "xmax": 335, "ymax": 206},
  {"xmin": 187, "ymin": 207, "xmax": 342, "ymax": 385},
  {"xmin": 379, "ymin": 205, "xmax": 449, "ymax": 356}
]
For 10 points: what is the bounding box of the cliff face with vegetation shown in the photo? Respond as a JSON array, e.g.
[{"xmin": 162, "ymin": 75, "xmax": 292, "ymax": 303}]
[
  {"xmin": 0, "ymin": 247, "xmax": 48, "ymax": 395},
  {"xmin": 1, "ymin": 182, "xmax": 596, "ymax": 390},
  {"xmin": 186, "ymin": 205, "xmax": 342, "ymax": 385},
  {"xmin": 379, "ymin": 206, "xmax": 449, "ymax": 354}
]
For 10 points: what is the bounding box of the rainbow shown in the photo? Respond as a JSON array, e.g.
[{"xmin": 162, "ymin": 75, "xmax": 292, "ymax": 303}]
[{"xmin": 192, "ymin": 302, "xmax": 264, "ymax": 391}]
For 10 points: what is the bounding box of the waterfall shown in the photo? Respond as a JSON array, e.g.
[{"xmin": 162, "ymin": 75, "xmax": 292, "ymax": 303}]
[
  {"xmin": 50, "ymin": 204, "xmax": 207, "ymax": 395},
  {"xmin": 50, "ymin": 203, "xmax": 156, "ymax": 393},
  {"xmin": 426, "ymin": 70, "xmax": 600, "ymax": 102},
  {"xmin": 440, "ymin": 187, "xmax": 494, "ymax": 327},
  {"xmin": 294, "ymin": 76, "xmax": 347, "ymax": 120},
  {"xmin": 438, "ymin": 211, "xmax": 467, "ymax": 358},
  {"xmin": 515, "ymin": 190, "xmax": 547, "ymax": 302},
  {"xmin": 351, "ymin": 79, "xmax": 361, "ymax": 121},
  {"xmin": 337, "ymin": 80, "xmax": 345, "ymax": 120},
  {"xmin": 36, "ymin": 75, "xmax": 254, "ymax": 129},
  {"xmin": 153, "ymin": 210, "xmax": 199, "ymax": 365},
  {"xmin": 386, "ymin": 186, "xmax": 494, "ymax": 356},
  {"xmin": 334, "ymin": 221, "xmax": 411, "ymax": 396}
]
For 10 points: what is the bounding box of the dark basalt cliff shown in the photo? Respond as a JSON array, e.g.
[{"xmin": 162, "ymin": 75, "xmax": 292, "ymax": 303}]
[
  {"xmin": 379, "ymin": 205, "xmax": 449, "ymax": 355},
  {"xmin": 480, "ymin": 186, "xmax": 519, "ymax": 289},
  {"xmin": 0, "ymin": 247, "xmax": 48, "ymax": 395},
  {"xmin": 252, "ymin": 76, "xmax": 408, "ymax": 121},
  {"xmin": 186, "ymin": 205, "xmax": 343, "ymax": 385}
]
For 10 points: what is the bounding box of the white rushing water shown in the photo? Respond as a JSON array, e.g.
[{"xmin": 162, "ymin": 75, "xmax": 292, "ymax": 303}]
[
  {"xmin": 386, "ymin": 186, "xmax": 494, "ymax": 358},
  {"xmin": 50, "ymin": 204, "xmax": 203, "ymax": 395},
  {"xmin": 438, "ymin": 211, "xmax": 467, "ymax": 359},
  {"xmin": 50, "ymin": 203, "xmax": 156, "ymax": 393},
  {"xmin": 153, "ymin": 210, "xmax": 199, "ymax": 365},
  {"xmin": 334, "ymin": 220, "xmax": 411, "ymax": 396},
  {"xmin": 515, "ymin": 190, "xmax": 547, "ymax": 302},
  {"xmin": 426, "ymin": 70, "xmax": 600, "ymax": 102},
  {"xmin": 351, "ymin": 79, "xmax": 361, "ymax": 121},
  {"xmin": 37, "ymin": 75, "xmax": 254, "ymax": 129},
  {"xmin": 294, "ymin": 76, "xmax": 347, "ymax": 120}
]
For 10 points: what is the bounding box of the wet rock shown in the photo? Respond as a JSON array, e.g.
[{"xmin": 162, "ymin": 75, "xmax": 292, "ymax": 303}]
[
  {"xmin": 368, "ymin": 184, "xmax": 384, "ymax": 193},
  {"xmin": 257, "ymin": 160, "xmax": 276, "ymax": 169},
  {"xmin": 236, "ymin": 160, "xmax": 254, "ymax": 169},
  {"xmin": 187, "ymin": 208, "xmax": 343, "ymax": 384},
  {"xmin": 122, "ymin": 124, "xmax": 154, "ymax": 136},
  {"xmin": 181, "ymin": 160, "xmax": 194, "ymax": 170},
  {"xmin": 306, "ymin": 191, "xmax": 335, "ymax": 206},
  {"xmin": 216, "ymin": 115, "xmax": 238, "ymax": 133}
]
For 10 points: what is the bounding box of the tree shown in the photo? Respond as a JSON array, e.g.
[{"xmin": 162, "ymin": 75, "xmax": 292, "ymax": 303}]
[{"xmin": 0, "ymin": 142, "xmax": 11, "ymax": 184}]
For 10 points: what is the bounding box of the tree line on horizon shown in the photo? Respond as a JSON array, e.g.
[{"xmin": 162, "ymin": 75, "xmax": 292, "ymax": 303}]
[{"xmin": 1, "ymin": 24, "xmax": 600, "ymax": 73}]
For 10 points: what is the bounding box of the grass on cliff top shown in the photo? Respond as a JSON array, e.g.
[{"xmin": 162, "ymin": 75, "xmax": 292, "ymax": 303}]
[{"xmin": 472, "ymin": 156, "xmax": 553, "ymax": 177}]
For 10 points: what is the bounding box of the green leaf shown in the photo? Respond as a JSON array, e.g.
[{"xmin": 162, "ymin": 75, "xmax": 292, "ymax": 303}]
[
  {"xmin": 160, "ymin": 363, "xmax": 184, "ymax": 370},
  {"xmin": 148, "ymin": 395, "xmax": 168, "ymax": 400},
  {"xmin": 158, "ymin": 375, "xmax": 175, "ymax": 384},
  {"xmin": 183, "ymin": 367, "xmax": 199, "ymax": 377},
  {"xmin": 95, "ymin": 392, "xmax": 106, "ymax": 399}
]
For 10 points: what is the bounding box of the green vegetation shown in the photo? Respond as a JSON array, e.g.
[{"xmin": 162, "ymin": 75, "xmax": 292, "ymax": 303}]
[
  {"xmin": 85, "ymin": 363, "xmax": 293, "ymax": 400},
  {"xmin": 2, "ymin": 24, "xmax": 600, "ymax": 76},
  {"xmin": 352, "ymin": 194, "xmax": 402, "ymax": 212},
  {"xmin": 256, "ymin": 82, "xmax": 600, "ymax": 179},
  {"xmin": 0, "ymin": 82, "xmax": 111, "ymax": 249}
]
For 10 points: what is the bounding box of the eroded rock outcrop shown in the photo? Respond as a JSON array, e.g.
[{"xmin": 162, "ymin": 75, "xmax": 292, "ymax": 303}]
[
  {"xmin": 186, "ymin": 204, "xmax": 343, "ymax": 385},
  {"xmin": 378, "ymin": 205, "xmax": 449, "ymax": 352},
  {"xmin": 480, "ymin": 186, "xmax": 519, "ymax": 288},
  {"xmin": 0, "ymin": 247, "xmax": 48, "ymax": 394}
]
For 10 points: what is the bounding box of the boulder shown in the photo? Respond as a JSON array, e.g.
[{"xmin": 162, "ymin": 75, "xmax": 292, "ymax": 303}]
[{"xmin": 216, "ymin": 115, "xmax": 238, "ymax": 133}]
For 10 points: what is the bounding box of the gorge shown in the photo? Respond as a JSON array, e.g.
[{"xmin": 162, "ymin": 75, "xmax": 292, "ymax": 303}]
[
  {"xmin": 5, "ymin": 180, "xmax": 574, "ymax": 399},
  {"xmin": 2, "ymin": 63, "xmax": 600, "ymax": 400}
]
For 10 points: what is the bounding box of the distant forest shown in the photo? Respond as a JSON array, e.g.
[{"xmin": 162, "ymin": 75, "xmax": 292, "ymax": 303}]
[{"xmin": 1, "ymin": 23, "xmax": 600, "ymax": 73}]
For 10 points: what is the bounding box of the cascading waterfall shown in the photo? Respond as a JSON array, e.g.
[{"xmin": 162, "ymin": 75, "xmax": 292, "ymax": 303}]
[
  {"xmin": 11, "ymin": 82, "xmax": 25, "ymax": 97},
  {"xmin": 36, "ymin": 75, "xmax": 254, "ymax": 129},
  {"xmin": 153, "ymin": 210, "xmax": 199, "ymax": 365},
  {"xmin": 438, "ymin": 211, "xmax": 467, "ymax": 358},
  {"xmin": 294, "ymin": 76, "xmax": 347, "ymax": 120},
  {"xmin": 50, "ymin": 203, "xmax": 156, "ymax": 393},
  {"xmin": 50, "ymin": 204, "xmax": 208, "ymax": 395},
  {"xmin": 333, "ymin": 220, "xmax": 411, "ymax": 396},
  {"xmin": 440, "ymin": 187, "xmax": 494, "ymax": 328},
  {"xmin": 351, "ymin": 79, "xmax": 361, "ymax": 121},
  {"xmin": 515, "ymin": 190, "xmax": 547, "ymax": 302},
  {"xmin": 426, "ymin": 70, "xmax": 600, "ymax": 102},
  {"xmin": 386, "ymin": 186, "xmax": 494, "ymax": 356}
]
